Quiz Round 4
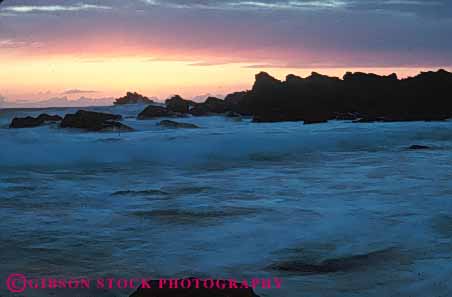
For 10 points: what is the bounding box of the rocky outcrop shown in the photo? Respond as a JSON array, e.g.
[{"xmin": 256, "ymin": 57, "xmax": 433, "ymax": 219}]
[
  {"xmin": 158, "ymin": 120, "xmax": 199, "ymax": 129},
  {"xmin": 227, "ymin": 69, "xmax": 452, "ymax": 123},
  {"xmin": 114, "ymin": 92, "xmax": 154, "ymax": 105},
  {"xmin": 189, "ymin": 97, "xmax": 229, "ymax": 116},
  {"xmin": 10, "ymin": 116, "xmax": 45, "ymax": 128},
  {"xmin": 224, "ymin": 91, "xmax": 250, "ymax": 114},
  {"xmin": 244, "ymin": 72, "xmax": 342, "ymax": 123},
  {"xmin": 60, "ymin": 110, "xmax": 133, "ymax": 132},
  {"xmin": 203, "ymin": 97, "xmax": 228, "ymax": 113},
  {"xmin": 224, "ymin": 91, "xmax": 248, "ymax": 106},
  {"xmin": 129, "ymin": 278, "xmax": 260, "ymax": 297},
  {"xmin": 11, "ymin": 111, "xmax": 132, "ymax": 132},
  {"xmin": 10, "ymin": 114, "xmax": 62, "ymax": 128},
  {"xmin": 137, "ymin": 68, "xmax": 452, "ymax": 123},
  {"xmin": 166, "ymin": 95, "xmax": 196, "ymax": 113}
]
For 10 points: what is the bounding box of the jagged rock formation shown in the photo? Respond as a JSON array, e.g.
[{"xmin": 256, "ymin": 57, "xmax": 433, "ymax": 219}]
[
  {"xmin": 189, "ymin": 97, "xmax": 229, "ymax": 116},
  {"xmin": 114, "ymin": 92, "xmax": 154, "ymax": 105},
  {"xmin": 226, "ymin": 69, "xmax": 452, "ymax": 123},
  {"xmin": 224, "ymin": 91, "xmax": 248, "ymax": 107},
  {"xmin": 139, "ymin": 95, "xmax": 231, "ymax": 118},
  {"xmin": 134, "ymin": 69, "xmax": 452, "ymax": 123}
]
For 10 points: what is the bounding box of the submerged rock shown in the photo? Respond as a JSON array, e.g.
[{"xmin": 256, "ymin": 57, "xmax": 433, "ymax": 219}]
[
  {"xmin": 158, "ymin": 120, "xmax": 199, "ymax": 129},
  {"xmin": 129, "ymin": 278, "xmax": 260, "ymax": 297},
  {"xmin": 138, "ymin": 105, "xmax": 176, "ymax": 119},
  {"xmin": 114, "ymin": 92, "xmax": 154, "ymax": 105},
  {"xmin": 10, "ymin": 113, "xmax": 63, "ymax": 128},
  {"xmin": 60, "ymin": 110, "xmax": 132, "ymax": 132},
  {"xmin": 99, "ymin": 121, "xmax": 134, "ymax": 132},
  {"xmin": 408, "ymin": 145, "xmax": 431, "ymax": 150},
  {"xmin": 269, "ymin": 248, "xmax": 398, "ymax": 275}
]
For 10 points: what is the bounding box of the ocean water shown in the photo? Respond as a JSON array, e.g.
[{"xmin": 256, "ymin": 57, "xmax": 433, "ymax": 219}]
[{"xmin": 1, "ymin": 105, "xmax": 452, "ymax": 297}]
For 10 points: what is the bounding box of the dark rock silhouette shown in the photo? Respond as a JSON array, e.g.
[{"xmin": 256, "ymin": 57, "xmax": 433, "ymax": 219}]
[
  {"xmin": 166, "ymin": 95, "xmax": 196, "ymax": 113},
  {"xmin": 158, "ymin": 120, "xmax": 199, "ymax": 129},
  {"xmin": 61, "ymin": 110, "xmax": 133, "ymax": 132},
  {"xmin": 134, "ymin": 68, "xmax": 452, "ymax": 123},
  {"xmin": 38, "ymin": 114, "xmax": 63, "ymax": 122},
  {"xmin": 303, "ymin": 114, "xmax": 330, "ymax": 125},
  {"xmin": 203, "ymin": 97, "xmax": 228, "ymax": 113},
  {"xmin": 114, "ymin": 92, "xmax": 154, "ymax": 105},
  {"xmin": 241, "ymin": 72, "xmax": 340, "ymax": 123},
  {"xmin": 224, "ymin": 91, "xmax": 248, "ymax": 106},
  {"xmin": 10, "ymin": 114, "xmax": 62, "ymax": 128},
  {"xmin": 138, "ymin": 105, "xmax": 177, "ymax": 119},
  {"xmin": 189, "ymin": 97, "xmax": 228, "ymax": 116},
  {"xmin": 189, "ymin": 104, "xmax": 211, "ymax": 116},
  {"xmin": 10, "ymin": 116, "xmax": 46, "ymax": 128},
  {"xmin": 224, "ymin": 91, "xmax": 250, "ymax": 114},
  {"xmin": 408, "ymin": 145, "xmax": 431, "ymax": 150},
  {"xmin": 129, "ymin": 278, "xmax": 260, "ymax": 297},
  {"xmin": 224, "ymin": 69, "xmax": 452, "ymax": 123}
]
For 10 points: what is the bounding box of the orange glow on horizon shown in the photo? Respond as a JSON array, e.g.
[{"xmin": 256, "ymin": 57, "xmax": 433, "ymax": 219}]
[{"xmin": 1, "ymin": 53, "xmax": 450, "ymax": 102}]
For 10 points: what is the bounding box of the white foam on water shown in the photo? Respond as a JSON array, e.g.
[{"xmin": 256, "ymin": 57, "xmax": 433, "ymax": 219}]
[{"xmin": 1, "ymin": 106, "xmax": 452, "ymax": 297}]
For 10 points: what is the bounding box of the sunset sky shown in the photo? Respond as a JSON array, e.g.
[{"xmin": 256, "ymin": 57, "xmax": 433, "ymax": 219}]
[{"xmin": 1, "ymin": 0, "xmax": 452, "ymax": 103}]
